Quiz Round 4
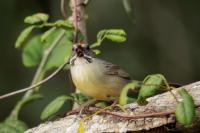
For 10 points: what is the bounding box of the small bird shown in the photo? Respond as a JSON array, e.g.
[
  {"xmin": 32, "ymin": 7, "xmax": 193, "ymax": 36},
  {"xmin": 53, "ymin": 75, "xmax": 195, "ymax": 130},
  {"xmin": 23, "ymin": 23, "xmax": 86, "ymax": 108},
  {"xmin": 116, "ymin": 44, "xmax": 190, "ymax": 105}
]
[{"xmin": 70, "ymin": 43, "xmax": 131, "ymax": 100}]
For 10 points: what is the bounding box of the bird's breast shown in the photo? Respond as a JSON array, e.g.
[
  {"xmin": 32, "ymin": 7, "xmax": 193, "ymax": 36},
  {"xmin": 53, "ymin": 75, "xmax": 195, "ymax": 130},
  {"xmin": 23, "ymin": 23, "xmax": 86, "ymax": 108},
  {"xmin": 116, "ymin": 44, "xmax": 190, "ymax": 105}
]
[{"xmin": 70, "ymin": 58, "xmax": 128, "ymax": 100}]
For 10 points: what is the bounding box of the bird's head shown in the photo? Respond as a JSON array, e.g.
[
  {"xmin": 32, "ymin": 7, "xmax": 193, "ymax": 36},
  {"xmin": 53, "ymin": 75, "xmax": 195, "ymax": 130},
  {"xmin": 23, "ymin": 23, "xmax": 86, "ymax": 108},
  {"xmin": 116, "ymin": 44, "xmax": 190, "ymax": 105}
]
[
  {"xmin": 72, "ymin": 43, "xmax": 90, "ymax": 57},
  {"xmin": 70, "ymin": 43, "xmax": 93, "ymax": 65}
]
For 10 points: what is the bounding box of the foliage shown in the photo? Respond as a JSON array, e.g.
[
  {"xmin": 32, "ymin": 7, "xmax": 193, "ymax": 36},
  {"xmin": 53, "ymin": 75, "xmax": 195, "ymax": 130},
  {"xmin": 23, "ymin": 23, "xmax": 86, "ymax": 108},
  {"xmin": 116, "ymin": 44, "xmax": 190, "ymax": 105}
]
[
  {"xmin": 119, "ymin": 74, "xmax": 196, "ymax": 126},
  {"xmin": 15, "ymin": 26, "xmax": 35, "ymax": 48},
  {"xmin": 0, "ymin": 117, "xmax": 28, "ymax": 133},
  {"xmin": 175, "ymin": 88, "xmax": 196, "ymax": 125},
  {"xmin": 22, "ymin": 35, "xmax": 43, "ymax": 67},
  {"xmin": 137, "ymin": 74, "xmax": 165, "ymax": 104},
  {"xmin": 119, "ymin": 81, "xmax": 139, "ymax": 105},
  {"xmin": 1, "ymin": 12, "xmax": 74, "ymax": 132},
  {"xmin": 40, "ymin": 95, "xmax": 73, "ymax": 120},
  {"xmin": 90, "ymin": 29, "xmax": 126, "ymax": 49},
  {"xmin": 41, "ymin": 93, "xmax": 90, "ymax": 120},
  {"xmin": 24, "ymin": 13, "xmax": 49, "ymax": 24}
]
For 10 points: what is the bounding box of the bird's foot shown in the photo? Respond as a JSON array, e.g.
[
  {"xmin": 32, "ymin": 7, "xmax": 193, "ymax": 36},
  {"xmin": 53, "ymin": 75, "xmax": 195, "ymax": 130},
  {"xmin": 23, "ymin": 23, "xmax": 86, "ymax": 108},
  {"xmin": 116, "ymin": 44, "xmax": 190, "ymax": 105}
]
[{"xmin": 78, "ymin": 99, "xmax": 97, "ymax": 118}]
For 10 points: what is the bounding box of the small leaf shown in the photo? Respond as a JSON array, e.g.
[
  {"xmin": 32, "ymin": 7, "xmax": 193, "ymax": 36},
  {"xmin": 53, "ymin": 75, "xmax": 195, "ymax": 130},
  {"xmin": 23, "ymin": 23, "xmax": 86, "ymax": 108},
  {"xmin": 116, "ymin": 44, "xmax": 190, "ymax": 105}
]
[
  {"xmin": 175, "ymin": 88, "xmax": 196, "ymax": 125},
  {"xmin": 105, "ymin": 34, "xmax": 126, "ymax": 43},
  {"xmin": 71, "ymin": 93, "xmax": 90, "ymax": 105},
  {"xmin": 20, "ymin": 93, "xmax": 43, "ymax": 107},
  {"xmin": 105, "ymin": 29, "xmax": 126, "ymax": 37},
  {"xmin": 119, "ymin": 81, "xmax": 139, "ymax": 105},
  {"xmin": 55, "ymin": 20, "xmax": 74, "ymax": 29},
  {"xmin": 92, "ymin": 49, "xmax": 101, "ymax": 55},
  {"xmin": 22, "ymin": 35, "xmax": 43, "ymax": 67},
  {"xmin": 137, "ymin": 74, "xmax": 165, "ymax": 104},
  {"xmin": 40, "ymin": 95, "xmax": 72, "ymax": 120},
  {"xmin": 24, "ymin": 13, "xmax": 49, "ymax": 24},
  {"xmin": 90, "ymin": 29, "xmax": 127, "ymax": 48},
  {"xmin": 45, "ymin": 33, "xmax": 72, "ymax": 71},
  {"xmin": 5, "ymin": 118, "xmax": 28, "ymax": 133},
  {"xmin": 0, "ymin": 123, "xmax": 19, "ymax": 133},
  {"xmin": 90, "ymin": 42, "xmax": 100, "ymax": 49},
  {"xmin": 0, "ymin": 118, "xmax": 28, "ymax": 133},
  {"xmin": 41, "ymin": 27, "xmax": 57, "ymax": 42},
  {"xmin": 103, "ymin": 29, "xmax": 127, "ymax": 43},
  {"xmin": 95, "ymin": 101, "xmax": 109, "ymax": 108},
  {"xmin": 15, "ymin": 26, "xmax": 34, "ymax": 48},
  {"xmin": 77, "ymin": 120, "xmax": 84, "ymax": 133}
]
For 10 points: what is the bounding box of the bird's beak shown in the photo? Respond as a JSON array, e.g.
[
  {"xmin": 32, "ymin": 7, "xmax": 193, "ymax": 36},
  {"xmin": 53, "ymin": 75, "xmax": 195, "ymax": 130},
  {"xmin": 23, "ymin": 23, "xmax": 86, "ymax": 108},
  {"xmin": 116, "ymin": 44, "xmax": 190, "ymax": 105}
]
[{"xmin": 76, "ymin": 47, "xmax": 84, "ymax": 57}]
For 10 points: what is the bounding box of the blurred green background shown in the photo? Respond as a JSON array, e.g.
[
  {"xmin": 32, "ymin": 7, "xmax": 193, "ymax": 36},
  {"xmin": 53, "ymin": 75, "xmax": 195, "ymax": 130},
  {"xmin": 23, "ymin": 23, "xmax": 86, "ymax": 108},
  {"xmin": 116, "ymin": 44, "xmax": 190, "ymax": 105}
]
[{"xmin": 1, "ymin": 0, "xmax": 200, "ymax": 127}]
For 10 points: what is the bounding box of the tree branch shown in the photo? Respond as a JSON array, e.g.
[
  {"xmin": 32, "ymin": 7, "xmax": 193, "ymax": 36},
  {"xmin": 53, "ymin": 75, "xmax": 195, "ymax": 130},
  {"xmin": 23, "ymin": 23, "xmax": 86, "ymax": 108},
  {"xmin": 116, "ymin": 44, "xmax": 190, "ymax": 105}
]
[
  {"xmin": 70, "ymin": 0, "xmax": 88, "ymax": 43},
  {"xmin": 25, "ymin": 81, "xmax": 200, "ymax": 133}
]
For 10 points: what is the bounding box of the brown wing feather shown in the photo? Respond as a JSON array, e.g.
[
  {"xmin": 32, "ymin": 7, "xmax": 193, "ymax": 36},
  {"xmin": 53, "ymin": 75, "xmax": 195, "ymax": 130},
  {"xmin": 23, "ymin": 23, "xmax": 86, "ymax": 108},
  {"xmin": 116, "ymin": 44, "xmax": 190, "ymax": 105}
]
[{"xmin": 102, "ymin": 60, "xmax": 131, "ymax": 80}]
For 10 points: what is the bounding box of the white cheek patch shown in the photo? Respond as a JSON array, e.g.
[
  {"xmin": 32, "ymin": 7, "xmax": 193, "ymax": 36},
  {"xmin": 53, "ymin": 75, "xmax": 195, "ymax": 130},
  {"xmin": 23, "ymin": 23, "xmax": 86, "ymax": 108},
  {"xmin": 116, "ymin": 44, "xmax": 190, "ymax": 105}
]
[{"xmin": 69, "ymin": 55, "xmax": 77, "ymax": 65}]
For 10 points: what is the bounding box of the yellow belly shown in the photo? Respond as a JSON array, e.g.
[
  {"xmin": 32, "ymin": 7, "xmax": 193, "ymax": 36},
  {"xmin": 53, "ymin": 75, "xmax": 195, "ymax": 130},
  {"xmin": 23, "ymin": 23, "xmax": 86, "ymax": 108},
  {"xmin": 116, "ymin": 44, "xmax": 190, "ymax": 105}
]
[{"xmin": 70, "ymin": 59, "xmax": 128, "ymax": 100}]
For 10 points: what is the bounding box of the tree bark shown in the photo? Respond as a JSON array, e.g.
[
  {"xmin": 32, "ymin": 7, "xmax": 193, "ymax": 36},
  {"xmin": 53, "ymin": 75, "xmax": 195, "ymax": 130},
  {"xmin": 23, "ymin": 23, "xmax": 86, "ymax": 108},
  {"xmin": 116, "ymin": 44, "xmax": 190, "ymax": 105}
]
[
  {"xmin": 70, "ymin": 0, "xmax": 87, "ymax": 42},
  {"xmin": 25, "ymin": 81, "xmax": 200, "ymax": 133}
]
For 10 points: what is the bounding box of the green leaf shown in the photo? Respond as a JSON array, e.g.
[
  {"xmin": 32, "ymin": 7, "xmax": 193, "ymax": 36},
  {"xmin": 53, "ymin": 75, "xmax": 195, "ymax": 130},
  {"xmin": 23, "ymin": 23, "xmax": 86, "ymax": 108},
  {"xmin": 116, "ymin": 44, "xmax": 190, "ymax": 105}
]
[
  {"xmin": 0, "ymin": 123, "xmax": 19, "ymax": 133},
  {"xmin": 106, "ymin": 29, "xmax": 126, "ymax": 37},
  {"xmin": 21, "ymin": 93, "xmax": 43, "ymax": 107},
  {"xmin": 137, "ymin": 74, "xmax": 165, "ymax": 105},
  {"xmin": 15, "ymin": 26, "xmax": 34, "ymax": 48},
  {"xmin": 119, "ymin": 81, "xmax": 139, "ymax": 105},
  {"xmin": 5, "ymin": 118, "xmax": 28, "ymax": 133},
  {"xmin": 90, "ymin": 29, "xmax": 127, "ymax": 48},
  {"xmin": 22, "ymin": 35, "xmax": 43, "ymax": 67},
  {"xmin": 24, "ymin": 13, "xmax": 49, "ymax": 24},
  {"xmin": 71, "ymin": 93, "xmax": 90, "ymax": 105},
  {"xmin": 92, "ymin": 49, "xmax": 101, "ymax": 55},
  {"xmin": 45, "ymin": 33, "xmax": 72, "ymax": 71},
  {"xmin": 40, "ymin": 95, "xmax": 72, "ymax": 120},
  {"xmin": 55, "ymin": 20, "xmax": 74, "ymax": 29},
  {"xmin": 43, "ymin": 28, "xmax": 72, "ymax": 48},
  {"xmin": 105, "ymin": 34, "xmax": 126, "ymax": 43},
  {"xmin": 41, "ymin": 27, "xmax": 57, "ymax": 42},
  {"xmin": 0, "ymin": 118, "xmax": 28, "ymax": 133},
  {"xmin": 175, "ymin": 88, "xmax": 196, "ymax": 125},
  {"xmin": 95, "ymin": 101, "xmax": 109, "ymax": 108}
]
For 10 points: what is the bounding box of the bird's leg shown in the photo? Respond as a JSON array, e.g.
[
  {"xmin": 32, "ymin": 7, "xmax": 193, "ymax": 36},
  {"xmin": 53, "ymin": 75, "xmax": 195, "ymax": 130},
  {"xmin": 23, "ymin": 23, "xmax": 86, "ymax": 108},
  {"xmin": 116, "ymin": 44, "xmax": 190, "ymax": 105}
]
[
  {"xmin": 111, "ymin": 99, "xmax": 118, "ymax": 106},
  {"xmin": 78, "ymin": 99, "xmax": 97, "ymax": 117},
  {"xmin": 108, "ymin": 98, "xmax": 127, "ymax": 113}
]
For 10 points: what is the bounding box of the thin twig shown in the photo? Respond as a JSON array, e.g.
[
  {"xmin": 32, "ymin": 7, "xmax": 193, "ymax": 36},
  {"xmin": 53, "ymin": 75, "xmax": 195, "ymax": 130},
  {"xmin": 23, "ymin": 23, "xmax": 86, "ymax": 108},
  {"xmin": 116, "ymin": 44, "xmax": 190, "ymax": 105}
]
[
  {"xmin": 0, "ymin": 60, "xmax": 69, "ymax": 100},
  {"xmin": 72, "ymin": 0, "xmax": 79, "ymax": 43},
  {"xmin": 67, "ymin": 104, "xmax": 200, "ymax": 120},
  {"xmin": 60, "ymin": 0, "xmax": 68, "ymax": 19},
  {"xmin": 1, "ymin": 31, "xmax": 67, "ymax": 102},
  {"xmin": 162, "ymin": 78, "xmax": 179, "ymax": 102}
]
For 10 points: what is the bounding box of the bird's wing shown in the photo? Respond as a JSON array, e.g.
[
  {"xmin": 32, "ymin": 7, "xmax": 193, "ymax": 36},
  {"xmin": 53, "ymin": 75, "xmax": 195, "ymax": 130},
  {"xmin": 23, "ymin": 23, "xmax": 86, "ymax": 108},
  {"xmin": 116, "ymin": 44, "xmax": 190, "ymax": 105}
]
[{"xmin": 101, "ymin": 59, "xmax": 131, "ymax": 80}]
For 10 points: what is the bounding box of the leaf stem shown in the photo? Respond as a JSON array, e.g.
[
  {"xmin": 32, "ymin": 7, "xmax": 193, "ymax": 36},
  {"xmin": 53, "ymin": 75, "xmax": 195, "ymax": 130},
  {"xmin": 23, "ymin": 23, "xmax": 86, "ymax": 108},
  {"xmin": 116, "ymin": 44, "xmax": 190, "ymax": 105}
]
[
  {"xmin": 9, "ymin": 30, "xmax": 66, "ymax": 119},
  {"xmin": 162, "ymin": 78, "xmax": 179, "ymax": 103}
]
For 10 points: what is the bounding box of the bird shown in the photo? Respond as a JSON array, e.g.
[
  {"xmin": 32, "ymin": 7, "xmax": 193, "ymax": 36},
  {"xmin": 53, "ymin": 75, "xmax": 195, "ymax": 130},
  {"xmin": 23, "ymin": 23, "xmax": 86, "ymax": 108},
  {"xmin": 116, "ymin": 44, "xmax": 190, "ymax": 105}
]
[{"xmin": 70, "ymin": 43, "xmax": 131, "ymax": 100}]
